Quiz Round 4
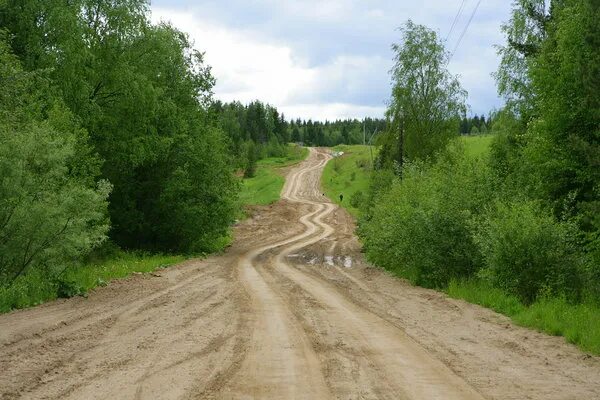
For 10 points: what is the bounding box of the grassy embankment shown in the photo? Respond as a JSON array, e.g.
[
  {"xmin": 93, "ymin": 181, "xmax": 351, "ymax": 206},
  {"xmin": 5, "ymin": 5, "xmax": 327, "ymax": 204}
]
[
  {"xmin": 238, "ymin": 144, "xmax": 309, "ymax": 207},
  {"xmin": 0, "ymin": 145, "xmax": 308, "ymax": 314},
  {"xmin": 321, "ymin": 145, "xmax": 374, "ymax": 217},
  {"xmin": 326, "ymin": 136, "xmax": 600, "ymax": 355}
]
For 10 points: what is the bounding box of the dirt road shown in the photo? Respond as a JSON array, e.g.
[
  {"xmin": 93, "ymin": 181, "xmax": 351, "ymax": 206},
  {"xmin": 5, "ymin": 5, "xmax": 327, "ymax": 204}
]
[{"xmin": 1, "ymin": 148, "xmax": 599, "ymax": 399}]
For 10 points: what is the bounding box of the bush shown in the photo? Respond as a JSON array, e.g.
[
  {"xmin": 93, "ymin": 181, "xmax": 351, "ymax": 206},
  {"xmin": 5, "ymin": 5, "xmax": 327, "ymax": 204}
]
[
  {"xmin": 350, "ymin": 190, "xmax": 366, "ymax": 209},
  {"xmin": 56, "ymin": 278, "xmax": 85, "ymax": 299},
  {"xmin": 474, "ymin": 200, "xmax": 583, "ymax": 304},
  {"xmin": 360, "ymin": 147, "xmax": 492, "ymax": 287}
]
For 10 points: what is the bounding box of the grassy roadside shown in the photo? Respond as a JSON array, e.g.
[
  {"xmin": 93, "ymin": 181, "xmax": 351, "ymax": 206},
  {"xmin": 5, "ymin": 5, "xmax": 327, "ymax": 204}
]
[
  {"xmin": 321, "ymin": 145, "xmax": 374, "ymax": 217},
  {"xmin": 238, "ymin": 144, "xmax": 308, "ymax": 207},
  {"xmin": 448, "ymin": 280, "xmax": 600, "ymax": 354},
  {"xmin": 0, "ymin": 252, "xmax": 185, "ymax": 313}
]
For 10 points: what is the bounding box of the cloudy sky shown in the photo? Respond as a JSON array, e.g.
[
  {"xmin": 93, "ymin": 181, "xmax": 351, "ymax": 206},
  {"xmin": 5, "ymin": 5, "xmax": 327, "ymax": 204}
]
[{"xmin": 150, "ymin": 0, "xmax": 512, "ymax": 121}]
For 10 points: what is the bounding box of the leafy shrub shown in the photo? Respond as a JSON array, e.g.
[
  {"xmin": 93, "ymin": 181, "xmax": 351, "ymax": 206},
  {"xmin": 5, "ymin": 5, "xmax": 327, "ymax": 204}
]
[
  {"xmin": 474, "ymin": 200, "xmax": 583, "ymax": 304},
  {"xmin": 350, "ymin": 190, "xmax": 366, "ymax": 209},
  {"xmin": 360, "ymin": 147, "xmax": 492, "ymax": 288},
  {"xmin": 56, "ymin": 278, "xmax": 85, "ymax": 298}
]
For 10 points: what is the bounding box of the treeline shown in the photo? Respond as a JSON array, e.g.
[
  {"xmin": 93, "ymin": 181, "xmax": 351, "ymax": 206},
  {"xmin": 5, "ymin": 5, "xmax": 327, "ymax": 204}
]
[
  {"xmin": 358, "ymin": 0, "xmax": 599, "ymax": 311},
  {"xmin": 459, "ymin": 114, "xmax": 491, "ymax": 135},
  {"xmin": 289, "ymin": 118, "xmax": 387, "ymax": 147},
  {"xmin": 0, "ymin": 0, "xmax": 238, "ymax": 288},
  {"xmin": 210, "ymin": 99, "xmax": 386, "ymax": 173},
  {"xmin": 210, "ymin": 101, "xmax": 290, "ymax": 171}
]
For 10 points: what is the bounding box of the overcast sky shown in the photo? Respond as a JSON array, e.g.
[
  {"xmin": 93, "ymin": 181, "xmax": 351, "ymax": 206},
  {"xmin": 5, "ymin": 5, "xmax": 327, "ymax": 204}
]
[{"xmin": 150, "ymin": 0, "xmax": 513, "ymax": 121}]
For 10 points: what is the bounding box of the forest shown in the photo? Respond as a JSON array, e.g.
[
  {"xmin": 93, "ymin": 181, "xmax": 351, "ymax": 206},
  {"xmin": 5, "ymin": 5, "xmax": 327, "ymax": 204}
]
[{"xmin": 354, "ymin": 0, "xmax": 599, "ymax": 351}]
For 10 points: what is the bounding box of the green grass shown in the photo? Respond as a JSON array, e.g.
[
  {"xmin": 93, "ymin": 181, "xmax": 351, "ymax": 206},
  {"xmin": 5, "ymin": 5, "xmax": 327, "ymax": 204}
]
[
  {"xmin": 0, "ymin": 252, "xmax": 185, "ymax": 313},
  {"xmin": 238, "ymin": 144, "xmax": 308, "ymax": 207},
  {"xmin": 459, "ymin": 134, "xmax": 494, "ymax": 158},
  {"xmin": 322, "ymin": 145, "xmax": 375, "ymax": 217},
  {"xmin": 448, "ymin": 279, "xmax": 600, "ymax": 355}
]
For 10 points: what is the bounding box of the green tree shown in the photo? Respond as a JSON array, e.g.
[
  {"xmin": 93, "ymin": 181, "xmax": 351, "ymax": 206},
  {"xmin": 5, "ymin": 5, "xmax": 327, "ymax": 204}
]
[
  {"xmin": 0, "ymin": 34, "xmax": 110, "ymax": 282},
  {"xmin": 1, "ymin": 1, "xmax": 238, "ymax": 253},
  {"xmin": 244, "ymin": 141, "xmax": 257, "ymax": 178},
  {"xmin": 385, "ymin": 20, "xmax": 466, "ymax": 174},
  {"xmin": 494, "ymin": 0, "xmax": 552, "ymax": 120}
]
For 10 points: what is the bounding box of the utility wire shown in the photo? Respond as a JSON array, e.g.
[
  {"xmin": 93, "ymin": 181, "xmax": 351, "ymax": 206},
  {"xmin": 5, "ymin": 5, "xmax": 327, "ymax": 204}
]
[
  {"xmin": 450, "ymin": 0, "xmax": 483, "ymax": 62},
  {"xmin": 445, "ymin": 0, "xmax": 468, "ymax": 42}
]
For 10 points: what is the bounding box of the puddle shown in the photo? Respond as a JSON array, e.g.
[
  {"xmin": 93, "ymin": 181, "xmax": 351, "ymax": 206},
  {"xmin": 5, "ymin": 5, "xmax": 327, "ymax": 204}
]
[
  {"xmin": 343, "ymin": 256, "xmax": 352, "ymax": 268},
  {"xmin": 325, "ymin": 255, "xmax": 334, "ymax": 266}
]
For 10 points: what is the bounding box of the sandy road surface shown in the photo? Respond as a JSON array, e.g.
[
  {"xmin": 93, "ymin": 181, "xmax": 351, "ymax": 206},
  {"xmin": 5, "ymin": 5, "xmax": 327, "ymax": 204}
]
[{"xmin": 1, "ymin": 148, "xmax": 600, "ymax": 399}]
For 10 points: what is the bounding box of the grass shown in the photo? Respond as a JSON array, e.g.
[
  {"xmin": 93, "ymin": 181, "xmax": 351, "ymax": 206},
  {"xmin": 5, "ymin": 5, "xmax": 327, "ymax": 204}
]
[
  {"xmin": 448, "ymin": 279, "xmax": 600, "ymax": 355},
  {"xmin": 459, "ymin": 134, "xmax": 494, "ymax": 158},
  {"xmin": 238, "ymin": 144, "xmax": 308, "ymax": 207},
  {"xmin": 0, "ymin": 251, "xmax": 185, "ymax": 313},
  {"xmin": 321, "ymin": 145, "xmax": 375, "ymax": 217}
]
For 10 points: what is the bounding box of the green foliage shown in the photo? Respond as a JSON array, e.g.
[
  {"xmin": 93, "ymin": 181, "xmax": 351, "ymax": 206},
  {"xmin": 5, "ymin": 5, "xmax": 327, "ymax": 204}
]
[
  {"xmin": 321, "ymin": 145, "xmax": 374, "ymax": 217},
  {"xmin": 239, "ymin": 145, "xmax": 308, "ymax": 208},
  {"xmin": 381, "ymin": 20, "xmax": 466, "ymax": 170},
  {"xmin": 460, "ymin": 134, "xmax": 494, "ymax": 159},
  {"xmin": 526, "ymin": 0, "xmax": 599, "ymax": 228},
  {"xmin": 361, "ymin": 3, "xmax": 599, "ymax": 355},
  {"xmin": 0, "ymin": 252, "xmax": 184, "ymax": 313},
  {"xmin": 0, "ymin": 34, "xmax": 110, "ymax": 284},
  {"xmin": 474, "ymin": 200, "xmax": 583, "ymax": 304},
  {"xmin": 155, "ymin": 129, "xmax": 238, "ymax": 253},
  {"xmin": 0, "ymin": 1, "xmax": 239, "ymax": 254},
  {"xmin": 244, "ymin": 142, "xmax": 258, "ymax": 178},
  {"xmin": 360, "ymin": 146, "xmax": 492, "ymax": 288},
  {"xmin": 448, "ymin": 279, "xmax": 526, "ymax": 316},
  {"xmin": 514, "ymin": 297, "xmax": 600, "ymax": 354}
]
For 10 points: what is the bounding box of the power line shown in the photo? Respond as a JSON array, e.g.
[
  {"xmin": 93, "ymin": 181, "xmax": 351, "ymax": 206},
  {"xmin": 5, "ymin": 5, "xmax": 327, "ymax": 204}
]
[
  {"xmin": 450, "ymin": 0, "xmax": 483, "ymax": 61},
  {"xmin": 445, "ymin": 0, "xmax": 468, "ymax": 42}
]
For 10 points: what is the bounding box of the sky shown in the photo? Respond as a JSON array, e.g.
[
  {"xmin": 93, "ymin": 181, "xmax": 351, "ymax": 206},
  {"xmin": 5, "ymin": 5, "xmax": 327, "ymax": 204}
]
[{"xmin": 150, "ymin": 0, "xmax": 513, "ymax": 121}]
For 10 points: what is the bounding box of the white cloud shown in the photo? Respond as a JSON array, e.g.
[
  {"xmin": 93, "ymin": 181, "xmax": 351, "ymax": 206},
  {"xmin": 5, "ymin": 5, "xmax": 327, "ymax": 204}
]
[
  {"xmin": 152, "ymin": 7, "xmax": 389, "ymax": 120},
  {"xmin": 152, "ymin": 8, "xmax": 314, "ymax": 106},
  {"xmin": 151, "ymin": 0, "xmax": 513, "ymax": 120}
]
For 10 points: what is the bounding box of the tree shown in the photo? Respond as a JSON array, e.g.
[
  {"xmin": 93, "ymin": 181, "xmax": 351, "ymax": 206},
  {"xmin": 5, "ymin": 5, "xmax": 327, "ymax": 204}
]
[
  {"xmin": 494, "ymin": 0, "xmax": 553, "ymax": 120},
  {"xmin": 385, "ymin": 20, "xmax": 466, "ymax": 173},
  {"xmin": 0, "ymin": 34, "xmax": 110, "ymax": 282},
  {"xmin": 244, "ymin": 142, "xmax": 257, "ymax": 178},
  {"xmin": 525, "ymin": 0, "xmax": 600, "ymax": 255},
  {"xmin": 1, "ymin": 1, "xmax": 237, "ymax": 253}
]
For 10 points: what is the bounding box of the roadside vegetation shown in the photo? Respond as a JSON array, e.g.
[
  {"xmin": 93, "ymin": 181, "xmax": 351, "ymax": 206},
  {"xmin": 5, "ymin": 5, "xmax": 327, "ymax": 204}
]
[
  {"xmin": 0, "ymin": 251, "xmax": 184, "ymax": 313},
  {"xmin": 239, "ymin": 145, "xmax": 308, "ymax": 208},
  {"xmin": 321, "ymin": 145, "xmax": 375, "ymax": 217},
  {"xmin": 348, "ymin": 3, "xmax": 600, "ymax": 355}
]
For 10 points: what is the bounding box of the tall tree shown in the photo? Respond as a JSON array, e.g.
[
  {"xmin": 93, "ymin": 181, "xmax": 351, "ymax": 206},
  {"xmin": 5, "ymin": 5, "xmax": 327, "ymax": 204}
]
[{"xmin": 385, "ymin": 20, "xmax": 466, "ymax": 172}]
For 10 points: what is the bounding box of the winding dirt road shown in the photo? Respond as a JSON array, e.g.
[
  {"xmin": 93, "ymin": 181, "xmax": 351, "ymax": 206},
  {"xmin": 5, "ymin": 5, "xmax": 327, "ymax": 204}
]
[{"xmin": 1, "ymin": 148, "xmax": 600, "ymax": 399}]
